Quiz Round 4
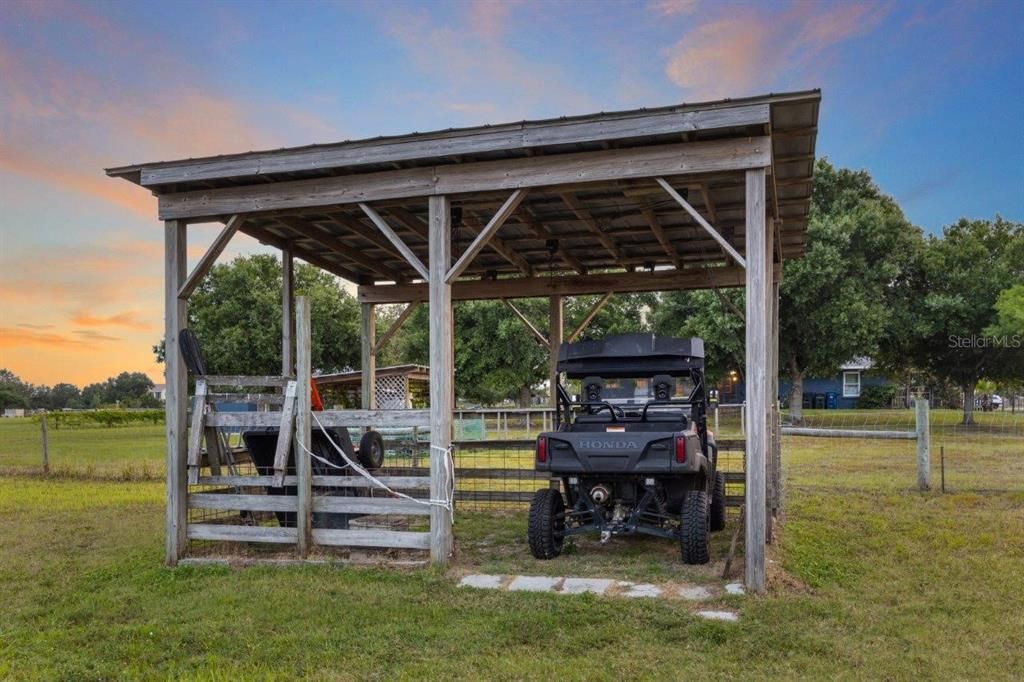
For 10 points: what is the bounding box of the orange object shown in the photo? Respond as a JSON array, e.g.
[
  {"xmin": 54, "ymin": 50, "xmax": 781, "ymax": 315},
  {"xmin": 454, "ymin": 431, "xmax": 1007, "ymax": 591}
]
[{"xmin": 311, "ymin": 380, "xmax": 324, "ymax": 411}]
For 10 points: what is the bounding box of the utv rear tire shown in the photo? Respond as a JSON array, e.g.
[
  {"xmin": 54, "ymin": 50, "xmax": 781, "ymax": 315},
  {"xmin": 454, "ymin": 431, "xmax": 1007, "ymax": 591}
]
[
  {"xmin": 528, "ymin": 488, "xmax": 565, "ymax": 559},
  {"xmin": 710, "ymin": 472, "xmax": 727, "ymax": 532},
  {"xmin": 357, "ymin": 431, "xmax": 385, "ymax": 470},
  {"xmin": 680, "ymin": 490, "xmax": 710, "ymax": 564}
]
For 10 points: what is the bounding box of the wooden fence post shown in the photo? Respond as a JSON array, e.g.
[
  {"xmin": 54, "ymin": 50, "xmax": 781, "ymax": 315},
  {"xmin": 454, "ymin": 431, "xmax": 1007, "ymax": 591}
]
[
  {"xmin": 40, "ymin": 412, "xmax": 49, "ymax": 474},
  {"xmin": 295, "ymin": 296, "xmax": 313, "ymax": 556},
  {"xmin": 916, "ymin": 398, "xmax": 930, "ymax": 491}
]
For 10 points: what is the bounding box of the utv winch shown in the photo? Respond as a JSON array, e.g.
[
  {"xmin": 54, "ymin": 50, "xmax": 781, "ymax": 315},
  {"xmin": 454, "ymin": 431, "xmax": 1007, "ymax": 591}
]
[{"xmin": 527, "ymin": 333, "xmax": 725, "ymax": 564}]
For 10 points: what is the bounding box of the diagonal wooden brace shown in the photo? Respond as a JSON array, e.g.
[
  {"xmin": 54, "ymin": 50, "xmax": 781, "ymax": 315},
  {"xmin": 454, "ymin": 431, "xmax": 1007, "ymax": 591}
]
[{"xmin": 272, "ymin": 380, "xmax": 298, "ymax": 487}]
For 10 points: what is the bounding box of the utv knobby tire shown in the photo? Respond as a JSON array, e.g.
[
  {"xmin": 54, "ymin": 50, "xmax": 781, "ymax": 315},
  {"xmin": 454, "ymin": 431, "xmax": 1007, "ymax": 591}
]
[
  {"xmin": 680, "ymin": 490, "xmax": 711, "ymax": 565},
  {"xmin": 528, "ymin": 488, "xmax": 566, "ymax": 559},
  {"xmin": 357, "ymin": 431, "xmax": 385, "ymax": 470},
  {"xmin": 710, "ymin": 472, "xmax": 727, "ymax": 532}
]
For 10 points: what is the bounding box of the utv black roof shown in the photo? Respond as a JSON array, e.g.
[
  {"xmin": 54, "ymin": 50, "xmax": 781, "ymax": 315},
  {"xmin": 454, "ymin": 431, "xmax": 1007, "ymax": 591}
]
[{"xmin": 557, "ymin": 334, "xmax": 705, "ymax": 378}]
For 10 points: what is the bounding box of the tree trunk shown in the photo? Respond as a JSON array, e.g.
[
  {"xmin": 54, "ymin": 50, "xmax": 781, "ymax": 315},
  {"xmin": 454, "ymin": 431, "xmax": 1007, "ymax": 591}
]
[
  {"xmin": 962, "ymin": 383, "xmax": 975, "ymax": 426},
  {"xmin": 518, "ymin": 385, "xmax": 531, "ymax": 408},
  {"xmin": 788, "ymin": 359, "xmax": 805, "ymax": 425}
]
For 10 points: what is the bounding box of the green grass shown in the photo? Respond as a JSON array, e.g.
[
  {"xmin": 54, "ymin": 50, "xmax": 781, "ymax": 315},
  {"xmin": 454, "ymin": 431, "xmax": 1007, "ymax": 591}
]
[{"xmin": 2, "ymin": 416, "xmax": 1024, "ymax": 678}]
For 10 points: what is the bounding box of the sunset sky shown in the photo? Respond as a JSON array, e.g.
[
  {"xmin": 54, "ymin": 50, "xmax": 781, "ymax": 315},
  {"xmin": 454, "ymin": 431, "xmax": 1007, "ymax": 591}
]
[{"xmin": 1, "ymin": 0, "xmax": 1021, "ymax": 387}]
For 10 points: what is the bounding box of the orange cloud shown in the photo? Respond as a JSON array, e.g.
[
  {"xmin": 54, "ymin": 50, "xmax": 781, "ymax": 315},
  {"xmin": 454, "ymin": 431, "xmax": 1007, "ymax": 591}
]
[
  {"xmin": 0, "ymin": 327, "xmax": 92, "ymax": 350},
  {"xmin": 664, "ymin": 2, "xmax": 889, "ymax": 99},
  {"xmin": 71, "ymin": 310, "xmax": 155, "ymax": 331}
]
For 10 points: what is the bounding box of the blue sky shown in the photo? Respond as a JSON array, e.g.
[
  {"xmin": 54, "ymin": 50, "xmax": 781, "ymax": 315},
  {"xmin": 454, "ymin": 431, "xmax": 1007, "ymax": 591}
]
[{"xmin": 1, "ymin": 0, "xmax": 1022, "ymax": 384}]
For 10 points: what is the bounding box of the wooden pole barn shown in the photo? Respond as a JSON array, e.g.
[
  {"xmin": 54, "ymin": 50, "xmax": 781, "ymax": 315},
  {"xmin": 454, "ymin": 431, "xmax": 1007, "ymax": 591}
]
[{"xmin": 108, "ymin": 90, "xmax": 820, "ymax": 593}]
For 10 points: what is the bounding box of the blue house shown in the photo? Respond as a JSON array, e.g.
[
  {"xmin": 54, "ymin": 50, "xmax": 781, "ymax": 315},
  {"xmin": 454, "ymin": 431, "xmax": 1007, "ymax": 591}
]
[{"xmin": 726, "ymin": 358, "xmax": 890, "ymax": 409}]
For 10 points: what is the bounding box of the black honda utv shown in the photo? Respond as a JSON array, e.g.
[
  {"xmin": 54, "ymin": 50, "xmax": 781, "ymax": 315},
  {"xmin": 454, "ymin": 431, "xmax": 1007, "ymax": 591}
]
[{"xmin": 528, "ymin": 334, "xmax": 725, "ymax": 564}]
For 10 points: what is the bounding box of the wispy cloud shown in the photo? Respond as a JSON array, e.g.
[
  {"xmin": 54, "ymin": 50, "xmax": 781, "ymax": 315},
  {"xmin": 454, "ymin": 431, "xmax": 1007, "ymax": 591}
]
[
  {"xmin": 16, "ymin": 323, "xmax": 56, "ymax": 330},
  {"xmin": 648, "ymin": 0, "xmax": 699, "ymax": 17},
  {"xmin": 71, "ymin": 310, "xmax": 155, "ymax": 331},
  {"xmin": 0, "ymin": 327, "xmax": 91, "ymax": 350},
  {"xmin": 664, "ymin": 2, "xmax": 889, "ymax": 99},
  {"xmin": 71, "ymin": 329, "xmax": 121, "ymax": 343}
]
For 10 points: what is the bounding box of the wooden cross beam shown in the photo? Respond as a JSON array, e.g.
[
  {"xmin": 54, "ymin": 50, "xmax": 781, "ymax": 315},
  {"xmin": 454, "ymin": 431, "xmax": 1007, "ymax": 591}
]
[
  {"xmin": 178, "ymin": 214, "xmax": 245, "ymax": 299},
  {"xmin": 656, "ymin": 177, "xmax": 746, "ymax": 269},
  {"xmin": 446, "ymin": 189, "xmax": 528, "ymax": 283},
  {"xmin": 462, "ymin": 211, "xmax": 534, "ymax": 276},
  {"xmin": 359, "ymin": 203, "xmax": 430, "ymax": 281},
  {"xmin": 502, "ymin": 299, "xmax": 549, "ymax": 348},
  {"xmin": 566, "ymin": 292, "xmax": 613, "ymax": 342},
  {"xmin": 372, "ymin": 301, "xmax": 421, "ymax": 354}
]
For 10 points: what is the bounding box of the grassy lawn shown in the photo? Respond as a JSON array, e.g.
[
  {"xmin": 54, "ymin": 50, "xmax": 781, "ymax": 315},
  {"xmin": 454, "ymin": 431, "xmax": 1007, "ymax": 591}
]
[{"xmin": 2, "ymin": 413, "xmax": 1023, "ymax": 679}]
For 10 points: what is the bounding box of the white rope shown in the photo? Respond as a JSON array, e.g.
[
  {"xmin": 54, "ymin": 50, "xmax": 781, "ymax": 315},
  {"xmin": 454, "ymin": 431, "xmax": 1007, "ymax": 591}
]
[{"xmin": 299, "ymin": 411, "xmax": 455, "ymax": 513}]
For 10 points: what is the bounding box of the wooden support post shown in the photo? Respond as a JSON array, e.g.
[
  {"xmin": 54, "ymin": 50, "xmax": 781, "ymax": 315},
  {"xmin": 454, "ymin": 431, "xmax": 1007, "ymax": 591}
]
[
  {"xmin": 765, "ymin": 206, "xmax": 776, "ymax": 544},
  {"xmin": 40, "ymin": 412, "xmax": 49, "ymax": 474},
  {"xmin": 744, "ymin": 168, "xmax": 767, "ymax": 594},
  {"xmin": 549, "ymin": 295, "xmax": 563, "ymax": 409},
  {"xmin": 916, "ymin": 398, "xmax": 930, "ymax": 491},
  {"xmin": 429, "ymin": 195, "xmax": 455, "ymax": 564},
  {"xmin": 282, "ymin": 245, "xmax": 295, "ymax": 377},
  {"xmin": 165, "ymin": 219, "xmax": 188, "ymax": 566},
  {"xmin": 295, "ymin": 296, "xmax": 313, "ymax": 556},
  {"xmin": 771, "ymin": 278, "xmax": 782, "ymax": 513},
  {"xmin": 362, "ymin": 303, "xmax": 377, "ymax": 411}
]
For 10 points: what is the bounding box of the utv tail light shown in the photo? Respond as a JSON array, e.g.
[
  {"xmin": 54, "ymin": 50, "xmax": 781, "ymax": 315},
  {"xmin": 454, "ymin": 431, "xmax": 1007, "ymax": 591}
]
[
  {"xmin": 536, "ymin": 436, "xmax": 548, "ymax": 463},
  {"xmin": 674, "ymin": 435, "xmax": 687, "ymax": 463}
]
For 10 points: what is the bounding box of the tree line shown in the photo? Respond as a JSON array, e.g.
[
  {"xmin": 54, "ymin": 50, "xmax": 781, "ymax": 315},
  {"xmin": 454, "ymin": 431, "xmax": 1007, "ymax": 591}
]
[{"xmin": 0, "ymin": 369, "xmax": 161, "ymax": 411}]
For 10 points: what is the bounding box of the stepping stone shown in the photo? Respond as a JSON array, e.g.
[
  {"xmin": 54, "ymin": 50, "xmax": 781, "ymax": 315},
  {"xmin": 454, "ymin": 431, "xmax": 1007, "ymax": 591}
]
[
  {"xmin": 561, "ymin": 578, "xmax": 614, "ymax": 595},
  {"xmin": 458, "ymin": 574, "xmax": 503, "ymax": 589},
  {"xmin": 697, "ymin": 610, "xmax": 739, "ymax": 622},
  {"xmin": 621, "ymin": 583, "xmax": 662, "ymax": 598},
  {"xmin": 508, "ymin": 575, "xmax": 562, "ymax": 593},
  {"xmin": 679, "ymin": 585, "xmax": 714, "ymax": 601},
  {"xmin": 724, "ymin": 582, "xmax": 746, "ymax": 596}
]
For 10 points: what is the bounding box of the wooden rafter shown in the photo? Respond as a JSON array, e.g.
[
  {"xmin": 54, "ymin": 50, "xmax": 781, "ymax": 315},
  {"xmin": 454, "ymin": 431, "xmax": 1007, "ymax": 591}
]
[
  {"xmin": 275, "ymin": 216, "xmax": 406, "ymax": 283},
  {"xmin": 501, "ymin": 299, "xmax": 549, "ymax": 347},
  {"xmin": 384, "ymin": 207, "xmax": 429, "ymax": 241},
  {"xmin": 558, "ymin": 191, "xmax": 623, "ymax": 261},
  {"xmin": 656, "ymin": 177, "xmax": 746, "ymax": 269},
  {"xmin": 358, "ymin": 203, "xmax": 430, "ymax": 281},
  {"xmin": 178, "ymin": 214, "xmax": 245, "ymax": 299},
  {"xmin": 521, "ymin": 208, "xmax": 586, "ymax": 274},
  {"xmin": 566, "ymin": 292, "xmax": 613, "ymax": 342},
  {"xmin": 638, "ymin": 205, "xmax": 680, "ymax": 269},
  {"xmin": 324, "ymin": 211, "xmax": 416, "ymax": 266},
  {"xmin": 240, "ymin": 224, "xmax": 366, "ymax": 284},
  {"xmin": 446, "ymin": 189, "xmax": 528, "ymax": 283}
]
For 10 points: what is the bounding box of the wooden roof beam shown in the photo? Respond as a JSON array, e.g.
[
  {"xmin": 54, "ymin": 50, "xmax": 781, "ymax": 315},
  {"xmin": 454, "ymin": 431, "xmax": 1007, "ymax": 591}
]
[
  {"xmin": 639, "ymin": 206, "xmax": 680, "ymax": 269},
  {"xmin": 241, "ymin": 224, "xmax": 367, "ymax": 284},
  {"xmin": 521, "ymin": 208, "xmax": 586, "ymax": 274},
  {"xmin": 275, "ymin": 216, "xmax": 407, "ymax": 283}
]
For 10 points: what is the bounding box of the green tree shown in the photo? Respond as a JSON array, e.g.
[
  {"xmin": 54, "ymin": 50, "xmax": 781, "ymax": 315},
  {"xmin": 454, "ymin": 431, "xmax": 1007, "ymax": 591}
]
[
  {"xmin": 986, "ymin": 284, "xmax": 1024, "ymax": 338},
  {"xmin": 48, "ymin": 383, "xmax": 81, "ymax": 410},
  {"xmin": 650, "ymin": 289, "xmax": 745, "ymax": 384},
  {"xmin": 0, "ymin": 369, "xmax": 31, "ymax": 409},
  {"xmin": 779, "ymin": 160, "xmax": 922, "ymax": 422},
  {"xmin": 154, "ymin": 254, "xmax": 361, "ymax": 376},
  {"xmin": 903, "ymin": 217, "xmax": 1024, "ymax": 424}
]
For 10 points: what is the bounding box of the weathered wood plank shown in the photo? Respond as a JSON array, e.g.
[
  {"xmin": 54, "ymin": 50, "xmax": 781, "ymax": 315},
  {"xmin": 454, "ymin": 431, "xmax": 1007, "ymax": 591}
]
[
  {"xmin": 178, "ymin": 215, "xmax": 244, "ymax": 299},
  {"xmin": 311, "ymin": 497, "xmax": 431, "ymax": 515},
  {"xmin": 312, "ymin": 528, "xmax": 431, "ymax": 550},
  {"xmin": 158, "ymin": 138, "xmax": 773, "ymax": 220},
  {"xmin": 187, "ymin": 523, "xmax": 297, "ymax": 544},
  {"xmin": 781, "ymin": 427, "xmax": 916, "ymax": 440},
  {"xmin": 372, "ymin": 302, "xmax": 420, "ymax": 354},
  {"xmin": 502, "ymin": 299, "xmax": 548, "ymax": 347},
  {"xmin": 916, "ymin": 399, "xmax": 930, "ymax": 491},
  {"xmin": 282, "ymin": 244, "xmax": 295, "ymax": 376},
  {"xmin": 186, "ymin": 379, "xmax": 207, "ymax": 485},
  {"xmin": 295, "ymin": 297, "xmax": 313, "ymax": 556},
  {"xmin": 189, "ymin": 493, "xmax": 298, "ymax": 512},
  {"xmin": 204, "ymin": 375, "xmax": 290, "ymax": 388},
  {"xmin": 271, "ymin": 381, "xmax": 298, "ymax": 486},
  {"xmin": 165, "ymin": 220, "xmax": 188, "ymax": 566},
  {"xmin": 361, "ymin": 303, "xmax": 376, "ymax": 411},
  {"xmin": 566, "ymin": 292, "xmax": 611, "ymax": 343},
  {"xmin": 549, "ymin": 296, "xmax": 563, "ymax": 409},
  {"xmin": 205, "ymin": 408, "xmax": 431, "ymax": 428},
  {"xmin": 657, "ymin": 177, "xmax": 746, "ymax": 268},
  {"xmin": 139, "ymin": 104, "xmax": 771, "ymax": 186}
]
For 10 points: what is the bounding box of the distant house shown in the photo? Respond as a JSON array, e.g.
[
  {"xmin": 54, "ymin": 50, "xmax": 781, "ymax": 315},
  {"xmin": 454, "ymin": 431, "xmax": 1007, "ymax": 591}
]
[
  {"xmin": 150, "ymin": 384, "xmax": 167, "ymax": 402},
  {"xmin": 726, "ymin": 357, "xmax": 891, "ymax": 409},
  {"xmin": 2, "ymin": 408, "xmax": 26, "ymax": 418}
]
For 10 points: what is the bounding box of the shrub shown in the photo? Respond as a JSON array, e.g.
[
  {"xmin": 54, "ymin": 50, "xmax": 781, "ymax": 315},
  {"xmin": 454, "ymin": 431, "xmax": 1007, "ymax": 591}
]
[{"xmin": 857, "ymin": 383, "xmax": 897, "ymax": 409}]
